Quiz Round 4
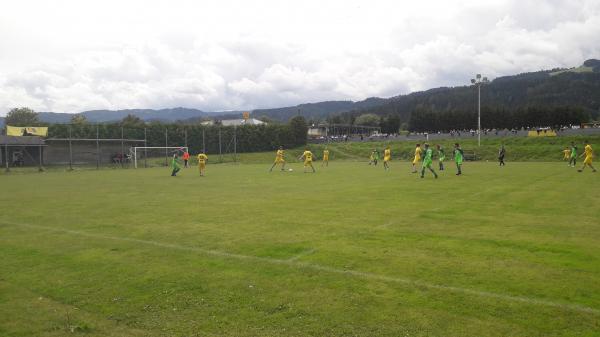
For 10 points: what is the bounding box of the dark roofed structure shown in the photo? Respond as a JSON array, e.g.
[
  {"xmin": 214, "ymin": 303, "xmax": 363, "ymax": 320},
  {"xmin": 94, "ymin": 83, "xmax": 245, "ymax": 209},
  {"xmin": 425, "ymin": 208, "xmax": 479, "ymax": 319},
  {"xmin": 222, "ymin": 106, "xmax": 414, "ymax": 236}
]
[
  {"xmin": 0, "ymin": 135, "xmax": 45, "ymax": 146},
  {"xmin": 1, "ymin": 136, "xmax": 46, "ymax": 170}
]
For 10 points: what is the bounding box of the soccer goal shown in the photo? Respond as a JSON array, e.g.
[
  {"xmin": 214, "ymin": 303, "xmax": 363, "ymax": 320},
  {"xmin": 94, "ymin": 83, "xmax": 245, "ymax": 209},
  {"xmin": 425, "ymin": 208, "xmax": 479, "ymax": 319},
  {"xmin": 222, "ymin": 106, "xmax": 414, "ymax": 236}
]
[{"xmin": 132, "ymin": 146, "xmax": 188, "ymax": 168}]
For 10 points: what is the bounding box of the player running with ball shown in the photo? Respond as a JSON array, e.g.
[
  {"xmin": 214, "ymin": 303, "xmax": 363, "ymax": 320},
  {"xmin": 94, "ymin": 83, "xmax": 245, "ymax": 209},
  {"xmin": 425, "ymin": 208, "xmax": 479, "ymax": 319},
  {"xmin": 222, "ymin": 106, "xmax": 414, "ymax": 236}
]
[
  {"xmin": 299, "ymin": 148, "xmax": 316, "ymax": 173},
  {"xmin": 269, "ymin": 146, "xmax": 286, "ymax": 172}
]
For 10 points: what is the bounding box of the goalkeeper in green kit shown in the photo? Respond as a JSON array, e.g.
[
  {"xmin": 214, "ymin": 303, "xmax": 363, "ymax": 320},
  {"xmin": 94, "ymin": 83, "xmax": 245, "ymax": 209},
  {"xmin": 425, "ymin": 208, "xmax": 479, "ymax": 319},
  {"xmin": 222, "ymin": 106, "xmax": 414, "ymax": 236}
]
[
  {"xmin": 420, "ymin": 143, "xmax": 438, "ymax": 179},
  {"xmin": 171, "ymin": 153, "xmax": 181, "ymax": 176}
]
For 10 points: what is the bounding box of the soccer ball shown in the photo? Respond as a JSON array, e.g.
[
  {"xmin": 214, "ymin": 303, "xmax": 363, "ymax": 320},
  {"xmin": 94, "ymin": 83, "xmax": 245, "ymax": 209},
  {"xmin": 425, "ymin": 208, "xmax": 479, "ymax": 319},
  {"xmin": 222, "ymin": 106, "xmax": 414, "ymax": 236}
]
[{"xmin": 288, "ymin": 168, "xmax": 293, "ymax": 172}]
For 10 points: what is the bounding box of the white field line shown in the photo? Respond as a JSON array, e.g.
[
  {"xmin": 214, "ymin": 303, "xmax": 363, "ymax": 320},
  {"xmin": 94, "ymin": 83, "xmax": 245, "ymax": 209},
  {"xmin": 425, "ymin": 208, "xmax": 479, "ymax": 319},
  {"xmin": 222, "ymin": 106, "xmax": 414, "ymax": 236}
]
[
  {"xmin": 3, "ymin": 221, "xmax": 599, "ymax": 315},
  {"xmin": 287, "ymin": 248, "xmax": 316, "ymax": 262},
  {"xmin": 373, "ymin": 221, "xmax": 395, "ymax": 230}
]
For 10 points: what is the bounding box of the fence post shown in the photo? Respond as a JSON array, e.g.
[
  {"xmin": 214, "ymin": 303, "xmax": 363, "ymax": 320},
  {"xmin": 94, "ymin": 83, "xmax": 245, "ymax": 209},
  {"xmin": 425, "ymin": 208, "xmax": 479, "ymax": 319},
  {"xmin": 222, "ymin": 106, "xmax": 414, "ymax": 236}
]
[
  {"xmin": 38, "ymin": 144, "xmax": 43, "ymax": 172},
  {"xmin": 120, "ymin": 126, "xmax": 124, "ymax": 168},
  {"xmin": 165, "ymin": 128, "xmax": 168, "ymax": 167},
  {"xmin": 218, "ymin": 127, "xmax": 222, "ymax": 163},
  {"xmin": 96, "ymin": 124, "xmax": 100, "ymax": 169},
  {"xmin": 233, "ymin": 125, "xmax": 237, "ymax": 163},
  {"xmin": 144, "ymin": 127, "xmax": 147, "ymax": 168},
  {"xmin": 4, "ymin": 143, "xmax": 9, "ymax": 172},
  {"xmin": 68, "ymin": 125, "xmax": 73, "ymax": 170}
]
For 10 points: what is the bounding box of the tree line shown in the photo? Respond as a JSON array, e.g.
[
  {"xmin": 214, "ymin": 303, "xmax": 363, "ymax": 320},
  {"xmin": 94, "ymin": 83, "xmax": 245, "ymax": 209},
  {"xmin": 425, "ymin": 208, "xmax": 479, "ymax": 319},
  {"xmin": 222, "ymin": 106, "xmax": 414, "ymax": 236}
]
[
  {"xmin": 3, "ymin": 108, "xmax": 308, "ymax": 154},
  {"xmin": 408, "ymin": 105, "xmax": 589, "ymax": 132}
]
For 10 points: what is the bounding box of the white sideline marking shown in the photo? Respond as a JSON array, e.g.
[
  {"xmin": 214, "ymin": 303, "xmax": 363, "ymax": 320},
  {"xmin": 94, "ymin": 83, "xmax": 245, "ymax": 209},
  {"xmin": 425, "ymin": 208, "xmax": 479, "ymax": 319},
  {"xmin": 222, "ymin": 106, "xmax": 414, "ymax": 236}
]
[
  {"xmin": 3, "ymin": 222, "xmax": 599, "ymax": 315},
  {"xmin": 287, "ymin": 248, "xmax": 316, "ymax": 262}
]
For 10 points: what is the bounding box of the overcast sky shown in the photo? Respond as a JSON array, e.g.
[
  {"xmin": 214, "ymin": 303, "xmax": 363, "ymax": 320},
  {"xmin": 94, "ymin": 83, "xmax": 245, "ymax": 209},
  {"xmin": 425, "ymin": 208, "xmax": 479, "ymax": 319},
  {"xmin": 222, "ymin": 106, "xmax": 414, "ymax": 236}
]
[{"xmin": 1, "ymin": 0, "xmax": 599, "ymax": 115}]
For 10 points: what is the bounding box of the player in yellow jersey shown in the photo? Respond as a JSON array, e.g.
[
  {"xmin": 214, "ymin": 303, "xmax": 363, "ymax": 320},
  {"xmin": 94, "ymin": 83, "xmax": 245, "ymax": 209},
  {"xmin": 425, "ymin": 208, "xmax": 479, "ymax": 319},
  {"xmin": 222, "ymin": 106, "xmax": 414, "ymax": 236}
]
[
  {"xmin": 578, "ymin": 140, "xmax": 596, "ymax": 173},
  {"xmin": 197, "ymin": 153, "xmax": 208, "ymax": 176},
  {"xmin": 322, "ymin": 148, "xmax": 330, "ymax": 167},
  {"xmin": 562, "ymin": 147, "xmax": 571, "ymax": 162},
  {"xmin": 299, "ymin": 148, "xmax": 316, "ymax": 173},
  {"xmin": 412, "ymin": 144, "xmax": 422, "ymax": 173},
  {"xmin": 269, "ymin": 146, "xmax": 286, "ymax": 172},
  {"xmin": 383, "ymin": 146, "xmax": 391, "ymax": 170}
]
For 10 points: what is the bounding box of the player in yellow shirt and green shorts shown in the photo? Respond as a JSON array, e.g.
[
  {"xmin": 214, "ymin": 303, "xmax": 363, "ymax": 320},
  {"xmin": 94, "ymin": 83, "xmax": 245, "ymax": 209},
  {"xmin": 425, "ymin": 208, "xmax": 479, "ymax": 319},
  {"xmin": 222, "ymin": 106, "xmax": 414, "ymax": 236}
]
[
  {"xmin": 269, "ymin": 146, "xmax": 286, "ymax": 172},
  {"xmin": 299, "ymin": 148, "xmax": 316, "ymax": 173},
  {"xmin": 197, "ymin": 153, "xmax": 208, "ymax": 176},
  {"xmin": 578, "ymin": 141, "xmax": 596, "ymax": 173}
]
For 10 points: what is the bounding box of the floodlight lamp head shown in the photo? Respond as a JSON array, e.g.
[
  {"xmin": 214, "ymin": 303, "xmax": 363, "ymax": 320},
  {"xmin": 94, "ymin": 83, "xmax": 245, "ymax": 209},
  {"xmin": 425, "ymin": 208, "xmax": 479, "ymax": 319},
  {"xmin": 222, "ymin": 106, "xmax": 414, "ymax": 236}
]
[
  {"xmin": 483, "ymin": 77, "xmax": 489, "ymax": 82},
  {"xmin": 476, "ymin": 74, "xmax": 482, "ymax": 79},
  {"xmin": 470, "ymin": 79, "xmax": 476, "ymax": 84}
]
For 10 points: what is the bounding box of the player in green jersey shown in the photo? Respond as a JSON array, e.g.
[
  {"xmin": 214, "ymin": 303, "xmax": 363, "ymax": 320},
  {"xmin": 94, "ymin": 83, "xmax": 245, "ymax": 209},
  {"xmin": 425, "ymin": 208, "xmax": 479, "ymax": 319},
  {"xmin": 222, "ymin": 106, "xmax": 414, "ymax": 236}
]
[
  {"xmin": 453, "ymin": 143, "xmax": 463, "ymax": 176},
  {"xmin": 171, "ymin": 153, "xmax": 181, "ymax": 176},
  {"xmin": 569, "ymin": 142, "xmax": 578, "ymax": 167},
  {"xmin": 436, "ymin": 144, "xmax": 445, "ymax": 170},
  {"xmin": 369, "ymin": 149, "xmax": 380, "ymax": 166},
  {"xmin": 420, "ymin": 143, "xmax": 438, "ymax": 179}
]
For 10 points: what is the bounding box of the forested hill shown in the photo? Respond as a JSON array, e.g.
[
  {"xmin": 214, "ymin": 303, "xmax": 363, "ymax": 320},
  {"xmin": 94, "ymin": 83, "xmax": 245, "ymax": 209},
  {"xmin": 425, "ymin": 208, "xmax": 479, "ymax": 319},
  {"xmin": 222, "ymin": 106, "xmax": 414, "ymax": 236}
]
[
  {"xmin": 248, "ymin": 98, "xmax": 387, "ymax": 122},
  {"xmin": 342, "ymin": 59, "xmax": 600, "ymax": 124}
]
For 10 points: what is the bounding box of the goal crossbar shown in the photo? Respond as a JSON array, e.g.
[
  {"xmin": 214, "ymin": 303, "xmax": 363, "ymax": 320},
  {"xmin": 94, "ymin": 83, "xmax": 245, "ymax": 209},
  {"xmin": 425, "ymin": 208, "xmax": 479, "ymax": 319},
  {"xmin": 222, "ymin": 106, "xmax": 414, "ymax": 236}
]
[{"xmin": 133, "ymin": 146, "xmax": 188, "ymax": 168}]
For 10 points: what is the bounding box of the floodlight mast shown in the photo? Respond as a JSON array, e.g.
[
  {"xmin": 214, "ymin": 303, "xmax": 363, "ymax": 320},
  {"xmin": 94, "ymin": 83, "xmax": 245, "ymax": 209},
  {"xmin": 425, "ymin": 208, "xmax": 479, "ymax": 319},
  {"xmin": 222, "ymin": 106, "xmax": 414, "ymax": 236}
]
[{"xmin": 470, "ymin": 74, "xmax": 489, "ymax": 146}]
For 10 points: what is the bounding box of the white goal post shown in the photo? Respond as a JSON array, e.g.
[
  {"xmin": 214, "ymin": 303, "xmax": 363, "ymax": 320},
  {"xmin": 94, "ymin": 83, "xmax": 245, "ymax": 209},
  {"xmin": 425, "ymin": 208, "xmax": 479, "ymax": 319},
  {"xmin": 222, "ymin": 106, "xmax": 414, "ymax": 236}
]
[{"xmin": 133, "ymin": 146, "xmax": 189, "ymax": 168}]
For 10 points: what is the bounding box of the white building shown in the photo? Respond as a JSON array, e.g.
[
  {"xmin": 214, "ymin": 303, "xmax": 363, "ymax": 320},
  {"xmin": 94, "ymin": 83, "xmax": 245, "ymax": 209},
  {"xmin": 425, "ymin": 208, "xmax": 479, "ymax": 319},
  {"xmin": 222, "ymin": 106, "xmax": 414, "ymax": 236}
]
[{"xmin": 221, "ymin": 118, "xmax": 266, "ymax": 126}]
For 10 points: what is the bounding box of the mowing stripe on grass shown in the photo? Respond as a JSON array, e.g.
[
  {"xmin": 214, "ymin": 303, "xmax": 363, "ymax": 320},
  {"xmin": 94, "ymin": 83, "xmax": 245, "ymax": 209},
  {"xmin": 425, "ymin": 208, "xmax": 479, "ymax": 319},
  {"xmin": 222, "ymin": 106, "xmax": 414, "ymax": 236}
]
[{"xmin": 3, "ymin": 221, "xmax": 599, "ymax": 315}]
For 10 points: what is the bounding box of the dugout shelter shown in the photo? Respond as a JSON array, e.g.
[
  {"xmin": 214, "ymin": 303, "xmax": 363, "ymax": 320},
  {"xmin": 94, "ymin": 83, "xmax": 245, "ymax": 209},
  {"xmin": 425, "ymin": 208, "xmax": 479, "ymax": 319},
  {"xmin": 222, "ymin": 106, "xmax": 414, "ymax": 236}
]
[{"xmin": 0, "ymin": 135, "xmax": 46, "ymax": 171}]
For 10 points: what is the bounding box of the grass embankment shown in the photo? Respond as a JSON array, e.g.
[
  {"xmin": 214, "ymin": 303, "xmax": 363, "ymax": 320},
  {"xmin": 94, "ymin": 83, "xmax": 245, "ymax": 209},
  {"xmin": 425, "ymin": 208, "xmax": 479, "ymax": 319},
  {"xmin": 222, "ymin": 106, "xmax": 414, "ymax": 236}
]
[{"xmin": 1, "ymin": 135, "xmax": 597, "ymax": 175}]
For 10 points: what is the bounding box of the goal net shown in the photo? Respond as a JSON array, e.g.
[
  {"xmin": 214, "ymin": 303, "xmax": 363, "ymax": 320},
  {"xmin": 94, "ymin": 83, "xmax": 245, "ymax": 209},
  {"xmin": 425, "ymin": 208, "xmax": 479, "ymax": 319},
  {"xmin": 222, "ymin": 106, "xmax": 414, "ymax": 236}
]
[{"xmin": 132, "ymin": 146, "xmax": 188, "ymax": 168}]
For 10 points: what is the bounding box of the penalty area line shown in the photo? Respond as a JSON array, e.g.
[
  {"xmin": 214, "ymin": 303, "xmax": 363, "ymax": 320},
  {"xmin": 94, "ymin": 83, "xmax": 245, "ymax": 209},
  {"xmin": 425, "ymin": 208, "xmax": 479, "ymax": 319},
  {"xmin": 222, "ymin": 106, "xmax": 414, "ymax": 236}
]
[{"xmin": 2, "ymin": 221, "xmax": 599, "ymax": 315}]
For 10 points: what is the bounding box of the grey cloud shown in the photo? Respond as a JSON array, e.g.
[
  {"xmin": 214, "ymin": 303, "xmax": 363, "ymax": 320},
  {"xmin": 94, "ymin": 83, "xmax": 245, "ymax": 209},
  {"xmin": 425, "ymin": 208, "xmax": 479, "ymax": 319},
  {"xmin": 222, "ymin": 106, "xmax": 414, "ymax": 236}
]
[{"xmin": 1, "ymin": 1, "xmax": 599, "ymax": 114}]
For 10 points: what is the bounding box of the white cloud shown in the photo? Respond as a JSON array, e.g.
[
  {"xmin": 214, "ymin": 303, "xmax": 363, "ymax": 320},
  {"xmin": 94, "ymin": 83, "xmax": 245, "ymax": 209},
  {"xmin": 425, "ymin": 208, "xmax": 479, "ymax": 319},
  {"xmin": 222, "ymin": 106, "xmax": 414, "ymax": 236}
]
[{"xmin": 0, "ymin": 0, "xmax": 599, "ymax": 114}]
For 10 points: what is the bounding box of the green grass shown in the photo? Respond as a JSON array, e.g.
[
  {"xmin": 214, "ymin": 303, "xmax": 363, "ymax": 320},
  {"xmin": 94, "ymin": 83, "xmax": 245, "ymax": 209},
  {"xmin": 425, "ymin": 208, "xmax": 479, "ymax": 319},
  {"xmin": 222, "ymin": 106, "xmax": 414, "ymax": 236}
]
[{"xmin": 1, "ymin": 160, "xmax": 599, "ymax": 336}]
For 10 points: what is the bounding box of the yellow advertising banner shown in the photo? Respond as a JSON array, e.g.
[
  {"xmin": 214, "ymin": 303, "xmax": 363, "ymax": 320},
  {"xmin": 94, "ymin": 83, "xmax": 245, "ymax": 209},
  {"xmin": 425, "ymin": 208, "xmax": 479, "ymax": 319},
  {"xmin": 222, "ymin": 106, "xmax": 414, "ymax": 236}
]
[
  {"xmin": 527, "ymin": 130, "xmax": 557, "ymax": 137},
  {"xmin": 243, "ymin": 111, "xmax": 250, "ymax": 120},
  {"xmin": 6, "ymin": 126, "xmax": 48, "ymax": 137}
]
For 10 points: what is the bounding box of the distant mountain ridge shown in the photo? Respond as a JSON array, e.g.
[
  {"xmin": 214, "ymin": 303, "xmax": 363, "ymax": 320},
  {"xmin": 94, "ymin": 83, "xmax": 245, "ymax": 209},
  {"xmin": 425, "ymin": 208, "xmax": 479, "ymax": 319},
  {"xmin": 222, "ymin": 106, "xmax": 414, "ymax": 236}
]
[
  {"xmin": 3, "ymin": 59, "xmax": 599, "ymax": 127},
  {"xmin": 37, "ymin": 108, "xmax": 222, "ymax": 124},
  {"xmin": 31, "ymin": 98, "xmax": 389, "ymax": 125}
]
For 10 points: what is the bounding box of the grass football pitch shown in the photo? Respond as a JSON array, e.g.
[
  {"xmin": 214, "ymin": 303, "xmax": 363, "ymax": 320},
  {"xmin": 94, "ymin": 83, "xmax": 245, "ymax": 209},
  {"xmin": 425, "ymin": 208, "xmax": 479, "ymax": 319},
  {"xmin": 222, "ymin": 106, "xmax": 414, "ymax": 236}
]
[{"xmin": 1, "ymin": 161, "xmax": 599, "ymax": 336}]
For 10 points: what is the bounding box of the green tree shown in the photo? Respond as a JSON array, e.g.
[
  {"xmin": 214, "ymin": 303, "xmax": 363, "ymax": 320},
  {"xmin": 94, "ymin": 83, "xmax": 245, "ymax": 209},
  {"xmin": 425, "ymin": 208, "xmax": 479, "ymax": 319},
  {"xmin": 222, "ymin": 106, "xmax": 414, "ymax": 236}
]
[
  {"xmin": 120, "ymin": 114, "xmax": 145, "ymax": 128},
  {"xmin": 70, "ymin": 114, "xmax": 88, "ymax": 125},
  {"xmin": 5, "ymin": 107, "xmax": 40, "ymax": 126},
  {"xmin": 380, "ymin": 114, "xmax": 401, "ymax": 134},
  {"xmin": 354, "ymin": 113, "xmax": 380, "ymax": 126},
  {"xmin": 289, "ymin": 116, "xmax": 308, "ymax": 146}
]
